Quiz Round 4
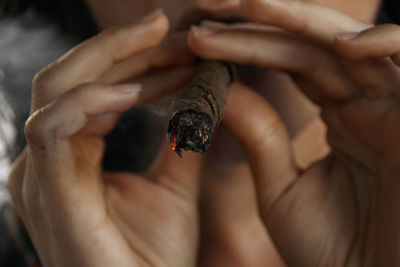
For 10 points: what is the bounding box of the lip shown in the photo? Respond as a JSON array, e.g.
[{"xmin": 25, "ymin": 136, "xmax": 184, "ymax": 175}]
[{"xmin": 175, "ymin": 7, "xmax": 247, "ymax": 31}]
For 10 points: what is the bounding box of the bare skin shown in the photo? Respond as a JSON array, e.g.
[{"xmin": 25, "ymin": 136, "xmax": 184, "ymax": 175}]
[
  {"xmin": 8, "ymin": 0, "xmax": 400, "ymax": 266},
  {"xmin": 9, "ymin": 12, "xmax": 204, "ymax": 267},
  {"xmin": 189, "ymin": 0, "xmax": 400, "ymax": 266}
]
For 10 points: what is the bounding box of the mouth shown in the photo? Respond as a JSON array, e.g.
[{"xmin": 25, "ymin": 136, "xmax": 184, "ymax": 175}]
[{"xmin": 175, "ymin": 7, "xmax": 248, "ymax": 31}]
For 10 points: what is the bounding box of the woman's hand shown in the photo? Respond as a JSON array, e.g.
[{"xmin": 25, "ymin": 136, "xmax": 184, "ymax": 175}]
[
  {"xmin": 190, "ymin": 0, "xmax": 400, "ymax": 266},
  {"xmin": 8, "ymin": 10, "xmax": 205, "ymax": 267}
]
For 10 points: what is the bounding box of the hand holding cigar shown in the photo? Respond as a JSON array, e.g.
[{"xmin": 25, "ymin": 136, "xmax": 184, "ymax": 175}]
[{"xmin": 167, "ymin": 60, "xmax": 236, "ymax": 157}]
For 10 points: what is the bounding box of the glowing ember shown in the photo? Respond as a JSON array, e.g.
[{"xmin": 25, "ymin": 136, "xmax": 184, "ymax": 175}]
[{"xmin": 172, "ymin": 135, "xmax": 177, "ymax": 151}]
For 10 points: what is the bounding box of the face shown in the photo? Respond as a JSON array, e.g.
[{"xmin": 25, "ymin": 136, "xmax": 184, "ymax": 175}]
[
  {"xmin": 83, "ymin": 0, "xmax": 381, "ymax": 137},
  {"xmin": 84, "ymin": 0, "xmax": 381, "ymax": 31}
]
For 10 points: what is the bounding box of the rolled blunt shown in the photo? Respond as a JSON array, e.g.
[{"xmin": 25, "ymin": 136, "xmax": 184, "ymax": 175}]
[{"xmin": 167, "ymin": 60, "xmax": 236, "ymax": 156}]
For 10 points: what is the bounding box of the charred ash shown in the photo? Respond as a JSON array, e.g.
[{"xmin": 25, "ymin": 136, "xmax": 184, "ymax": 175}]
[{"xmin": 167, "ymin": 60, "xmax": 235, "ymax": 157}]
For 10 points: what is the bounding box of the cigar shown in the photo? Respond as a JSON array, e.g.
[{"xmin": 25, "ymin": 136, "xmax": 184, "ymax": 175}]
[{"xmin": 167, "ymin": 60, "xmax": 236, "ymax": 157}]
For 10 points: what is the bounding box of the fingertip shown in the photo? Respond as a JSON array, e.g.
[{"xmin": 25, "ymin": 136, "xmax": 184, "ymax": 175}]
[
  {"xmin": 140, "ymin": 11, "xmax": 170, "ymax": 41},
  {"xmin": 137, "ymin": 8, "xmax": 169, "ymax": 28},
  {"xmin": 335, "ymin": 32, "xmax": 360, "ymax": 41},
  {"xmin": 335, "ymin": 24, "xmax": 400, "ymax": 60},
  {"xmin": 187, "ymin": 26, "xmax": 198, "ymax": 45},
  {"xmin": 113, "ymin": 83, "xmax": 142, "ymax": 94},
  {"xmin": 154, "ymin": 12, "xmax": 170, "ymax": 36},
  {"xmin": 188, "ymin": 26, "xmax": 231, "ymax": 61},
  {"xmin": 187, "ymin": 27, "xmax": 214, "ymax": 59},
  {"xmin": 137, "ymin": 8, "xmax": 165, "ymax": 23},
  {"xmin": 116, "ymin": 9, "xmax": 170, "ymax": 47},
  {"xmin": 188, "ymin": 26, "xmax": 206, "ymax": 45},
  {"xmin": 106, "ymin": 8, "xmax": 169, "ymax": 38},
  {"xmin": 334, "ymin": 35, "xmax": 364, "ymax": 60}
]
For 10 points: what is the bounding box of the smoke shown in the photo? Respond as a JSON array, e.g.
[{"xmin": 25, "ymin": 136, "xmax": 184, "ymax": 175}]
[
  {"xmin": 0, "ymin": 9, "xmax": 76, "ymax": 204},
  {"xmin": 0, "ymin": 90, "xmax": 14, "ymax": 204}
]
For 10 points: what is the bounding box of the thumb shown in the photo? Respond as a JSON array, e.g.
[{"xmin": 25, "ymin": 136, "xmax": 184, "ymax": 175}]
[
  {"xmin": 223, "ymin": 83, "xmax": 298, "ymax": 218},
  {"xmin": 334, "ymin": 24, "xmax": 400, "ymax": 66}
]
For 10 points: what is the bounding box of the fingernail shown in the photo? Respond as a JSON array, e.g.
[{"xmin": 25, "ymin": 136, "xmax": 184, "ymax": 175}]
[
  {"xmin": 336, "ymin": 32, "xmax": 360, "ymax": 40},
  {"xmin": 191, "ymin": 25, "xmax": 221, "ymax": 37},
  {"xmin": 138, "ymin": 8, "xmax": 164, "ymax": 23},
  {"xmin": 114, "ymin": 83, "xmax": 142, "ymax": 94}
]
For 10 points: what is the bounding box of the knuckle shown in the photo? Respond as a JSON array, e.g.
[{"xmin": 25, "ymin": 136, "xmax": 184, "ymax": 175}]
[
  {"xmin": 24, "ymin": 107, "xmax": 50, "ymax": 145},
  {"xmin": 248, "ymin": 112, "xmax": 282, "ymax": 157},
  {"xmin": 32, "ymin": 62, "xmax": 56, "ymax": 90}
]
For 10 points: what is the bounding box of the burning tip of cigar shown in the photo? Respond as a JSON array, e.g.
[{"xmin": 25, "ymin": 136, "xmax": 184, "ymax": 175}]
[
  {"xmin": 167, "ymin": 60, "xmax": 236, "ymax": 157},
  {"xmin": 168, "ymin": 110, "xmax": 212, "ymax": 157}
]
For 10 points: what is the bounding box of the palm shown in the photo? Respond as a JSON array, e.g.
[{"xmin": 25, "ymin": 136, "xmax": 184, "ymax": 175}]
[
  {"xmin": 266, "ymin": 93, "xmax": 400, "ymax": 266},
  {"xmin": 58, "ymin": 134, "xmax": 203, "ymax": 267},
  {"xmin": 103, "ymin": 172, "xmax": 198, "ymax": 267}
]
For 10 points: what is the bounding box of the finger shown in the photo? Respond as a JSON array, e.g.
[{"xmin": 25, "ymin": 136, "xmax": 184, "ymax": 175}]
[
  {"xmin": 335, "ymin": 24, "xmax": 400, "ymax": 66},
  {"xmin": 152, "ymin": 141, "xmax": 205, "ymax": 202},
  {"xmin": 32, "ymin": 9, "xmax": 168, "ymax": 111},
  {"xmin": 240, "ymin": 0, "xmax": 370, "ymax": 45},
  {"xmin": 21, "ymin": 160, "xmax": 41, "ymax": 225},
  {"xmin": 82, "ymin": 113, "xmax": 121, "ymax": 137},
  {"xmin": 98, "ymin": 31, "xmax": 195, "ymax": 84},
  {"xmin": 292, "ymin": 116, "xmax": 330, "ymax": 169},
  {"xmin": 25, "ymin": 83, "xmax": 141, "ymax": 193},
  {"xmin": 200, "ymin": 135, "xmax": 286, "ymax": 266},
  {"xmin": 189, "ymin": 23, "xmax": 315, "ymax": 70},
  {"xmin": 189, "ymin": 23, "xmax": 359, "ymax": 102},
  {"xmin": 7, "ymin": 149, "xmax": 28, "ymax": 214},
  {"xmin": 133, "ymin": 65, "xmax": 194, "ymax": 102},
  {"xmin": 339, "ymin": 96, "xmax": 400, "ymax": 173},
  {"xmin": 240, "ymin": 0, "xmax": 400, "ymax": 98},
  {"xmin": 224, "ymin": 83, "xmax": 298, "ymax": 216},
  {"xmin": 27, "ymin": 83, "xmax": 142, "ymax": 144}
]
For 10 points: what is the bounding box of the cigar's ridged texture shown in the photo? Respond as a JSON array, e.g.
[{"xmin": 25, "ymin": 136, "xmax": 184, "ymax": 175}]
[{"xmin": 167, "ymin": 60, "xmax": 235, "ymax": 156}]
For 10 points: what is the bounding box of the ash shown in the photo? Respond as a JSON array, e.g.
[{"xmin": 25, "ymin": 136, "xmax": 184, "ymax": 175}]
[{"xmin": 167, "ymin": 109, "xmax": 213, "ymax": 157}]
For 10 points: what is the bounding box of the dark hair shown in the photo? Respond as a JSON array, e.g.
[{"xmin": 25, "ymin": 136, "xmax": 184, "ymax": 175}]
[
  {"xmin": 376, "ymin": 0, "xmax": 400, "ymax": 24},
  {"xmin": 0, "ymin": 0, "xmax": 27, "ymax": 15},
  {"xmin": 1, "ymin": 0, "xmax": 98, "ymax": 39}
]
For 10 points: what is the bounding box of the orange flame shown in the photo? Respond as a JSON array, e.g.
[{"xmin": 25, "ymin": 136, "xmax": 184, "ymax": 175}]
[{"xmin": 172, "ymin": 135, "xmax": 177, "ymax": 151}]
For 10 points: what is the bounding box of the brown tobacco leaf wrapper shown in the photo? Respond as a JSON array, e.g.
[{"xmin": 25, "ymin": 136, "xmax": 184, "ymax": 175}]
[{"xmin": 167, "ymin": 60, "xmax": 236, "ymax": 157}]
